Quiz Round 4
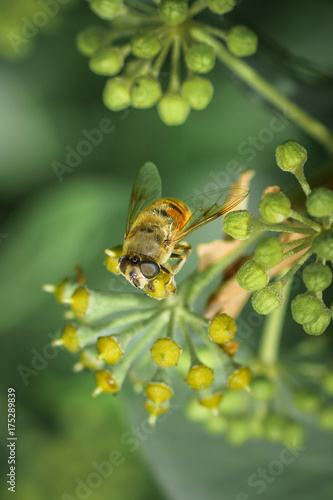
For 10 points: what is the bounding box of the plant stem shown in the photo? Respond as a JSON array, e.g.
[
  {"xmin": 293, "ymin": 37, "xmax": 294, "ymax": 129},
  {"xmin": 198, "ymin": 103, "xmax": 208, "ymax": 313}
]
[
  {"xmin": 189, "ymin": 0, "xmax": 208, "ymax": 17},
  {"xmin": 289, "ymin": 210, "xmax": 322, "ymax": 231}
]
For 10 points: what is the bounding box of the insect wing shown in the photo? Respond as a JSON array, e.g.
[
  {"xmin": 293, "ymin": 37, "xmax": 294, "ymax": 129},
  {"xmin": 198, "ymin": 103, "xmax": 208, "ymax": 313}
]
[
  {"xmin": 125, "ymin": 162, "xmax": 162, "ymax": 236},
  {"xmin": 171, "ymin": 187, "xmax": 249, "ymax": 243}
]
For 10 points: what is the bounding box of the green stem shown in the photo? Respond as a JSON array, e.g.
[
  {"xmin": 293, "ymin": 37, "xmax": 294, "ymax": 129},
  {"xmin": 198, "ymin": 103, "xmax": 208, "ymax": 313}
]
[
  {"xmin": 279, "ymin": 247, "xmax": 314, "ymax": 286},
  {"xmin": 189, "ymin": 0, "xmax": 207, "ymax": 17},
  {"xmin": 289, "ymin": 210, "xmax": 322, "ymax": 231},
  {"xmin": 181, "ymin": 316, "xmax": 201, "ymax": 365},
  {"xmin": 151, "ymin": 36, "xmax": 172, "ymax": 76},
  {"xmin": 281, "ymin": 236, "xmax": 313, "ymax": 250},
  {"xmin": 189, "ymin": 25, "xmax": 333, "ymax": 155},
  {"xmin": 261, "ymin": 223, "xmax": 317, "ymax": 235},
  {"xmin": 282, "ymin": 240, "xmax": 313, "ymax": 261},
  {"xmin": 168, "ymin": 37, "xmax": 181, "ymax": 93}
]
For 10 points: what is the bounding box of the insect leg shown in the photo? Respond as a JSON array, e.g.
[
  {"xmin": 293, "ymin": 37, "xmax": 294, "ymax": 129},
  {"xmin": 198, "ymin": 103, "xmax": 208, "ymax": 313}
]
[{"xmin": 168, "ymin": 242, "xmax": 192, "ymax": 275}]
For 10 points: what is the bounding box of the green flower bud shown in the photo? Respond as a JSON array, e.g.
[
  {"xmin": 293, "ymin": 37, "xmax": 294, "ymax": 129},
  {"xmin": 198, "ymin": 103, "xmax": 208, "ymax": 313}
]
[
  {"xmin": 130, "ymin": 76, "xmax": 162, "ymax": 109},
  {"xmin": 291, "ymin": 292, "xmax": 322, "ymax": 325},
  {"xmin": 226, "ymin": 418, "xmax": 249, "ymax": 445},
  {"xmin": 293, "ymin": 390, "xmax": 321, "ymax": 413},
  {"xmin": 303, "ymin": 263, "xmax": 332, "ymax": 292},
  {"xmin": 322, "ymin": 371, "xmax": 333, "ymax": 396},
  {"xmin": 220, "ymin": 390, "xmax": 248, "ymax": 414},
  {"xmin": 206, "ymin": 0, "xmax": 236, "ymax": 15},
  {"xmin": 275, "ymin": 140, "xmax": 307, "ymax": 173},
  {"xmin": 131, "ymin": 29, "xmax": 161, "ymax": 59},
  {"xmin": 284, "ymin": 421, "xmax": 305, "ymax": 448},
  {"xmin": 263, "ymin": 414, "xmax": 286, "ymax": 442},
  {"xmin": 181, "ymin": 76, "xmax": 213, "ymax": 110},
  {"xmin": 227, "ymin": 25, "xmax": 258, "ymax": 57},
  {"xmin": 251, "ymin": 377, "xmax": 275, "ymax": 402},
  {"xmin": 76, "ymin": 26, "xmax": 110, "ymax": 57},
  {"xmin": 313, "ymin": 230, "xmax": 333, "ymax": 260},
  {"xmin": 89, "ymin": 47, "xmax": 123, "ymax": 76},
  {"xmin": 159, "ymin": 0, "xmax": 188, "ymax": 26},
  {"xmin": 318, "ymin": 406, "xmax": 333, "ymax": 431},
  {"xmin": 303, "ymin": 308, "xmax": 331, "ymax": 336},
  {"xmin": 237, "ymin": 260, "xmax": 269, "ymax": 291},
  {"xmin": 90, "ymin": 0, "xmax": 123, "ymax": 20},
  {"xmin": 254, "ymin": 237, "xmax": 283, "ymax": 269},
  {"xmin": 157, "ymin": 93, "xmax": 190, "ymax": 126},
  {"xmin": 185, "ymin": 43, "xmax": 215, "ymax": 74},
  {"xmin": 259, "ymin": 192, "xmax": 291, "ymax": 223},
  {"xmin": 306, "ymin": 187, "xmax": 333, "ymax": 218},
  {"xmin": 251, "ymin": 282, "xmax": 283, "ymax": 315},
  {"xmin": 103, "ymin": 77, "xmax": 131, "ymax": 111},
  {"xmin": 223, "ymin": 210, "xmax": 253, "ymax": 240}
]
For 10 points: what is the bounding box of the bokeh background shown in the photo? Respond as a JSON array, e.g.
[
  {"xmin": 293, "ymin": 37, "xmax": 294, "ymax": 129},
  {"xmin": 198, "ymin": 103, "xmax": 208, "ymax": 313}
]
[{"xmin": 1, "ymin": 0, "xmax": 333, "ymax": 499}]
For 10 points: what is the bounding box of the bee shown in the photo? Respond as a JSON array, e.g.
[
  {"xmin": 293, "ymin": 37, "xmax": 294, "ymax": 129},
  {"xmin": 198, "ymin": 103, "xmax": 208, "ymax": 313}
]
[{"xmin": 106, "ymin": 163, "xmax": 249, "ymax": 298}]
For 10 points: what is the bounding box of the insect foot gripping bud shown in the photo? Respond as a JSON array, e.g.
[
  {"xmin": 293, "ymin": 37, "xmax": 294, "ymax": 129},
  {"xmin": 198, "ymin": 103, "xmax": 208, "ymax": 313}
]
[
  {"xmin": 291, "ymin": 292, "xmax": 322, "ymax": 325},
  {"xmin": 236, "ymin": 260, "xmax": 269, "ymax": 291},
  {"xmin": 93, "ymin": 369, "xmax": 120, "ymax": 395},
  {"xmin": 145, "ymin": 382, "xmax": 173, "ymax": 404},
  {"xmin": 275, "ymin": 140, "xmax": 308, "ymax": 174},
  {"xmin": 185, "ymin": 365, "xmax": 215, "ymax": 390},
  {"xmin": 150, "ymin": 338, "xmax": 182, "ymax": 367},
  {"xmin": 157, "ymin": 93, "xmax": 190, "ymax": 126},
  {"xmin": 313, "ymin": 230, "xmax": 333, "ymax": 260},
  {"xmin": 226, "ymin": 26, "xmax": 258, "ymax": 57},
  {"xmin": 227, "ymin": 366, "xmax": 251, "ymax": 390},
  {"xmin": 105, "ymin": 245, "xmax": 123, "ymax": 274},
  {"xmin": 103, "ymin": 77, "xmax": 131, "ymax": 111},
  {"xmin": 259, "ymin": 192, "xmax": 291, "ymax": 223},
  {"xmin": 158, "ymin": 0, "xmax": 188, "ymax": 26},
  {"xmin": 90, "ymin": 0, "xmax": 123, "ymax": 20},
  {"xmin": 302, "ymin": 263, "xmax": 332, "ymax": 292},
  {"xmin": 251, "ymin": 282, "xmax": 284, "ymax": 315},
  {"xmin": 144, "ymin": 271, "xmax": 176, "ymax": 299},
  {"xmin": 76, "ymin": 26, "xmax": 110, "ymax": 57},
  {"xmin": 131, "ymin": 29, "xmax": 162, "ymax": 59},
  {"xmin": 181, "ymin": 76, "xmax": 214, "ymax": 110},
  {"xmin": 303, "ymin": 308, "xmax": 331, "ymax": 336},
  {"xmin": 206, "ymin": 0, "xmax": 236, "ymax": 15},
  {"xmin": 223, "ymin": 210, "xmax": 253, "ymax": 240},
  {"xmin": 130, "ymin": 76, "xmax": 162, "ymax": 109},
  {"xmin": 254, "ymin": 237, "xmax": 283, "ymax": 269},
  {"xmin": 251, "ymin": 377, "xmax": 275, "ymax": 402},
  {"xmin": 306, "ymin": 187, "xmax": 333, "ymax": 218},
  {"xmin": 89, "ymin": 47, "xmax": 124, "ymax": 76},
  {"xmin": 208, "ymin": 314, "xmax": 237, "ymax": 344},
  {"xmin": 185, "ymin": 43, "xmax": 216, "ymax": 74},
  {"xmin": 96, "ymin": 336, "xmax": 123, "ymax": 364}
]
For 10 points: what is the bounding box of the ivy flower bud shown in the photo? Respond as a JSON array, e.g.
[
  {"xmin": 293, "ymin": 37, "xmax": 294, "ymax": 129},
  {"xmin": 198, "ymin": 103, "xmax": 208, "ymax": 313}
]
[
  {"xmin": 275, "ymin": 140, "xmax": 307, "ymax": 173},
  {"xmin": 144, "ymin": 271, "xmax": 176, "ymax": 299},
  {"xmin": 251, "ymin": 282, "xmax": 283, "ymax": 315},
  {"xmin": 306, "ymin": 187, "xmax": 333, "ymax": 217},
  {"xmin": 220, "ymin": 390, "xmax": 248, "ymax": 414},
  {"xmin": 60, "ymin": 324, "xmax": 80, "ymax": 353},
  {"xmin": 318, "ymin": 406, "xmax": 333, "ymax": 431},
  {"xmin": 284, "ymin": 421, "xmax": 305, "ymax": 448},
  {"xmin": 291, "ymin": 292, "xmax": 322, "ymax": 325},
  {"xmin": 313, "ymin": 230, "xmax": 333, "ymax": 260},
  {"xmin": 105, "ymin": 245, "xmax": 123, "ymax": 274},
  {"xmin": 96, "ymin": 335, "xmax": 123, "ymax": 364},
  {"xmin": 93, "ymin": 369, "xmax": 120, "ymax": 395},
  {"xmin": 228, "ymin": 366, "xmax": 251, "ymax": 390},
  {"xmin": 263, "ymin": 414, "xmax": 286, "ymax": 442},
  {"xmin": 185, "ymin": 365, "xmax": 214, "ymax": 390},
  {"xmin": 157, "ymin": 93, "xmax": 190, "ymax": 126},
  {"xmin": 199, "ymin": 392, "xmax": 223, "ymax": 411},
  {"xmin": 185, "ymin": 43, "xmax": 215, "ymax": 74},
  {"xmin": 71, "ymin": 286, "xmax": 90, "ymax": 315},
  {"xmin": 159, "ymin": 0, "xmax": 188, "ymax": 26},
  {"xmin": 227, "ymin": 25, "xmax": 258, "ymax": 57},
  {"xmin": 131, "ymin": 29, "xmax": 161, "ymax": 59},
  {"xmin": 208, "ymin": 314, "xmax": 237, "ymax": 344},
  {"xmin": 181, "ymin": 76, "xmax": 213, "ymax": 110},
  {"xmin": 254, "ymin": 237, "xmax": 283, "ymax": 269},
  {"xmin": 259, "ymin": 192, "xmax": 291, "ymax": 223},
  {"xmin": 226, "ymin": 418, "xmax": 249, "ymax": 445},
  {"xmin": 237, "ymin": 260, "xmax": 269, "ymax": 291},
  {"xmin": 206, "ymin": 0, "xmax": 236, "ymax": 15},
  {"xmin": 89, "ymin": 47, "xmax": 123, "ymax": 76},
  {"xmin": 303, "ymin": 308, "xmax": 331, "ymax": 336},
  {"xmin": 145, "ymin": 382, "xmax": 173, "ymax": 404},
  {"xmin": 103, "ymin": 77, "xmax": 131, "ymax": 111},
  {"xmin": 293, "ymin": 390, "xmax": 321, "ymax": 413},
  {"xmin": 302, "ymin": 263, "xmax": 332, "ymax": 292},
  {"xmin": 251, "ymin": 377, "xmax": 275, "ymax": 402},
  {"xmin": 76, "ymin": 26, "xmax": 110, "ymax": 57},
  {"xmin": 150, "ymin": 338, "xmax": 182, "ymax": 367},
  {"xmin": 144, "ymin": 400, "xmax": 169, "ymax": 423},
  {"xmin": 90, "ymin": 0, "xmax": 123, "ymax": 20},
  {"xmin": 130, "ymin": 76, "xmax": 162, "ymax": 109},
  {"xmin": 322, "ymin": 371, "xmax": 333, "ymax": 396},
  {"xmin": 223, "ymin": 210, "xmax": 253, "ymax": 240}
]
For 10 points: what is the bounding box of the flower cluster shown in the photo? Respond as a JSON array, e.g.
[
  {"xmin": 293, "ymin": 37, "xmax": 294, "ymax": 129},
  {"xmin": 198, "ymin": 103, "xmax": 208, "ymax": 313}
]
[
  {"xmin": 224, "ymin": 141, "xmax": 333, "ymax": 336},
  {"xmin": 77, "ymin": 0, "xmax": 257, "ymax": 125}
]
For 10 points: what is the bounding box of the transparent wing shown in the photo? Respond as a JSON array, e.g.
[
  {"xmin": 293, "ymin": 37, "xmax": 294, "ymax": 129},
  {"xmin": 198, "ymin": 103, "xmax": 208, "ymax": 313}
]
[
  {"xmin": 125, "ymin": 162, "xmax": 162, "ymax": 236},
  {"xmin": 171, "ymin": 186, "xmax": 250, "ymax": 243}
]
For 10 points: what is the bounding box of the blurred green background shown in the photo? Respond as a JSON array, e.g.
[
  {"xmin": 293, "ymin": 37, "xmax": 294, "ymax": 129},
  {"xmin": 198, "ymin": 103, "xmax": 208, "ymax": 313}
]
[{"xmin": 1, "ymin": 0, "xmax": 333, "ymax": 499}]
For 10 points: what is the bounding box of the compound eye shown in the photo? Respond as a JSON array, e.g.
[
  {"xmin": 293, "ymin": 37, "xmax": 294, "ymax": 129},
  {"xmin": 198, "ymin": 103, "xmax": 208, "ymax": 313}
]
[
  {"xmin": 119, "ymin": 257, "xmax": 130, "ymax": 275},
  {"xmin": 140, "ymin": 260, "xmax": 160, "ymax": 279}
]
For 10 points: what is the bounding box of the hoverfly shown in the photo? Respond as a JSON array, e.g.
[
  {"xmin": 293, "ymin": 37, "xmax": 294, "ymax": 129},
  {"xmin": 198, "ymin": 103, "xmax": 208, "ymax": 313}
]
[{"xmin": 106, "ymin": 163, "xmax": 249, "ymax": 298}]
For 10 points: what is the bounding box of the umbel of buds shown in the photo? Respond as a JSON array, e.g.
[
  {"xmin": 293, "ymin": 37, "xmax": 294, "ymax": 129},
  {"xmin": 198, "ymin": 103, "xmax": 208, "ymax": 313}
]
[{"xmin": 77, "ymin": 0, "xmax": 258, "ymax": 125}]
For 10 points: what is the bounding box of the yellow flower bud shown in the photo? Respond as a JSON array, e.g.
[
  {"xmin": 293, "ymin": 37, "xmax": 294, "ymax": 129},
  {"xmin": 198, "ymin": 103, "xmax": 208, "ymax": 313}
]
[
  {"xmin": 208, "ymin": 314, "xmax": 237, "ymax": 344},
  {"xmin": 150, "ymin": 337, "xmax": 182, "ymax": 367},
  {"xmin": 185, "ymin": 365, "xmax": 214, "ymax": 390},
  {"xmin": 93, "ymin": 369, "xmax": 120, "ymax": 395},
  {"xmin": 96, "ymin": 336, "xmax": 123, "ymax": 364},
  {"xmin": 228, "ymin": 366, "xmax": 251, "ymax": 390},
  {"xmin": 145, "ymin": 382, "xmax": 173, "ymax": 404}
]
